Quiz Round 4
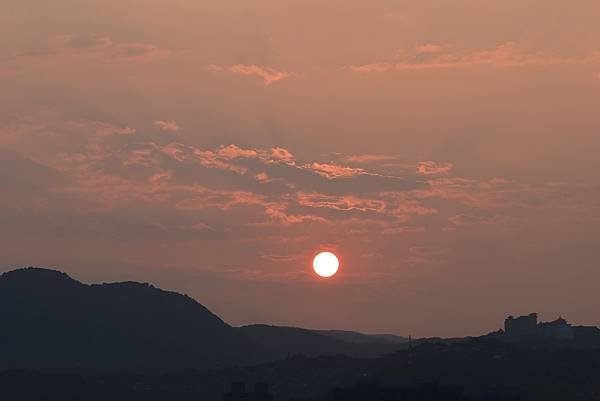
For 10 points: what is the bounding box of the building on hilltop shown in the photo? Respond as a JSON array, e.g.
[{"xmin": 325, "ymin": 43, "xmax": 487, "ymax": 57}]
[
  {"xmin": 504, "ymin": 313, "xmax": 538, "ymax": 337},
  {"xmin": 504, "ymin": 313, "xmax": 573, "ymax": 340},
  {"xmin": 539, "ymin": 317, "xmax": 574, "ymax": 340}
]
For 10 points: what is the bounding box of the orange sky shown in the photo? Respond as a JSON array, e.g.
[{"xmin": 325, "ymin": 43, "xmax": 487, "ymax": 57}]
[{"xmin": 1, "ymin": 0, "xmax": 600, "ymax": 337}]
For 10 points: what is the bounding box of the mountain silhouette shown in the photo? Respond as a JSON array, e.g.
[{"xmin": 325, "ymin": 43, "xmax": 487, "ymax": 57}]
[
  {"xmin": 2, "ymin": 267, "xmax": 600, "ymax": 400},
  {"xmin": 0, "ymin": 267, "xmax": 270, "ymax": 373},
  {"xmin": 238, "ymin": 325, "xmax": 407, "ymax": 358},
  {"xmin": 0, "ymin": 267, "xmax": 408, "ymax": 374},
  {"xmin": 315, "ymin": 329, "xmax": 408, "ymax": 345}
]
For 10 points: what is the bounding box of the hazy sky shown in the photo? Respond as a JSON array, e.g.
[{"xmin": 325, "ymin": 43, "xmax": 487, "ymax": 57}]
[{"xmin": 1, "ymin": 0, "xmax": 599, "ymax": 337}]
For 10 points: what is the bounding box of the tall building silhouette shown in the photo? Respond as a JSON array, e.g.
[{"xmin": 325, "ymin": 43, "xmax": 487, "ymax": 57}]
[
  {"xmin": 504, "ymin": 313, "xmax": 538, "ymax": 337},
  {"xmin": 504, "ymin": 313, "xmax": 573, "ymax": 340}
]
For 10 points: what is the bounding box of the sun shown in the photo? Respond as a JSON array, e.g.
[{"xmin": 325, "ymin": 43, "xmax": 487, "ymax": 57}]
[{"xmin": 312, "ymin": 251, "xmax": 339, "ymax": 278}]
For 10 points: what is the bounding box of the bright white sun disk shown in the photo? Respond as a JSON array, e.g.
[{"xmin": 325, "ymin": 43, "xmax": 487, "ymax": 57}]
[{"xmin": 313, "ymin": 251, "xmax": 339, "ymax": 278}]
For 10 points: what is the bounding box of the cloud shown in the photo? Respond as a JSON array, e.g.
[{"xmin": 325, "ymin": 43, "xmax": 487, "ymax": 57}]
[
  {"xmin": 270, "ymin": 147, "xmax": 295, "ymax": 164},
  {"xmin": 381, "ymin": 226, "xmax": 426, "ymax": 235},
  {"xmin": 343, "ymin": 63, "xmax": 393, "ymax": 73},
  {"xmin": 415, "ymin": 177, "xmax": 567, "ymax": 211},
  {"xmin": 4, "ymin": 112, "xmax": 596, "ymax": 259},
  {"xmin": 263, "ymin": 203, "xmax": 328, "ymax": 226},
  {"xmin": 304, "ymin": 162, "xmax": 365, "ymax": 179},
  {"xmin": 24, "ymin": 35, "xmax": 168, "ymax": 68},
  {"xmin": 154, "ymin": 120, "xmax": 180, "ymax": 132},
  {"xmin": 175, "ymin": 189, "xmax": 267, "ymax": 211},
  {"xmin": 254, "ymin": 172, "xmax": 271, "ymax": 183},
  {"xmin": 344, "ymin": 43, "xmax": 600, "ymax": 73},
  {"xmin": 209, "ymin": 64, "xmax": 292, "ymax": 85},
  {"xmin": 0, "ymin": 149, "xmax": 72, "ymax": 207},
  {"xmin": 0, "ymin": 35, "xmax": 170, "ymax": 77},
  {"xmin": 379, "ymin": 192, "xmax": 438, "ymax": 217},
  {"xmin": 345, "ymin": 154, "xmax": 397, "ymax": 164},
  {"xmin": 48, "ymin": 35, "xmax": 170, "ymax": 61},
  {"xmin": 155, "ymin": 141, "xmax": 421, "ymax": 196},
  {"xmin": 448, "ymin": 214, "xmax": 508, "ymax": 226},
  {"xmin": 1, "ymin": 115, "xmax": 416, "ymax": 225},
  {"xmin": 261, "ymin": 253, "xmax": 304, "ymax": 262},
  {"xmin": 297, "ymin": 193, "xmax": 386, "ymax": 213},
  {"xmin": 217, "ymin": 144, "xmax": 259, "ymax": 160},
  {"xmin": 417, "ymin": 161, "xmax": 453, "ymax": 176},
  {"xmin": 415, "ymin": 44, "xmax": 444, "ymax": 54}
]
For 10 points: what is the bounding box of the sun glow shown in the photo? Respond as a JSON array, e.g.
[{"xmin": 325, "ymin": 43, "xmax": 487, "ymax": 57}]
[{"xmin": 312, "ymin": 251, "xmax": 339, "ymax": 278}]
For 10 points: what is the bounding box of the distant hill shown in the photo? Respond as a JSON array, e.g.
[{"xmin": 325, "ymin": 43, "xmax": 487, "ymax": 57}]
[
  {"xmin": 238, "ymin": 325, "xmax": 407, "ymax": 358},
  {"xmin": 0, "ymin": 267, "xmax": 270, "ymax": 373},
  {"xmin": 0, "ymin": 267, "xmax": 408, "ymax": 374},
  {"xmin": 314, "ymin": 329, "xmax": 408, "ymax": 345}
]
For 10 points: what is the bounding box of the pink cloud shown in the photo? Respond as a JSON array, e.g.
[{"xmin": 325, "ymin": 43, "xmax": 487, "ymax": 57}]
[
  {"xmin": 196, "ymin": 155, "xmax": 248, "ymax": 174},
  {"xmin": 417, "ymin": 161, "xmax": 453, "ymax": 176},
  {"xmin": 161, "ymin": 142, "xmax": 191, "ymax": 161},
  {"xmin": 345, "ymin": 154, "xmax": 396, "ymax": 163},
  {"xmin": 379, "ymin": 192, "xmax": 438, "ymax": 216},
  {"xmin": 160, "ymin": 143, "xmax": 253, "ymax": 174},
  {"xmin": 448, "ymin": 214, "xmax": 508, "ymax": 226},
  {"xmin": 415, "ymin": 44, "xmax": 444, "ymax": 54},
  {"xmin": 305, "ymin": 162, "xmax": 365, "ymax": 179},
  {"xmin": 1, "ymin": 35, "xmax": 170, "ymax": 77},
  {"xmin": 254, "ymin": 172, "xmax": 271, "ymax": 183},
  {"xmin": 345, "ymin": 43, "xmax": 600, "ymax": 73},
  {"xmin": 344, "ymin": 63, "xmax": 393, "ymax": 73},
  {"xmin": 217, "ymin": 144, "xmax": 259, "ymax": 160},
  {"xmin": 297, "ymin": 193, "xmax": 386, "ymax": 213},
  {"xmin": 175, "ymin": 189, "xmax": 266, "ymax": 211},
  {"xmin": 270, "ymin": 147, "xmax": 295, "ymax": 164},
  {"xmin": 416, "ymin": 177, "xmax": 565, "ymax": 211},
  {"xmin": 45, "ymin": 35, "xmax": 169, "ymax": 62},
  {"xmin": 261, "ymin": 254, "xmax": 304, "ymax": 262},
  {"xmin": 7, "ymin": 112, "xmax": 596, "ymax": 249},
  {"xmin": 153, "ymin": 120, "xmax": 180, "ymax": 132},
  {"xmin": 381, "ymin": 226, "xmax": 426, "ymax": 235},
  {"xmin": 161, "ymin": 143, "xmax": 299, "ymax": 173},
  {"xmin": 264, "ymin": 204, "xmax": 328, "ymax": 225},
  {"xmin": 210, "ymin": 64, "xmax": 292, "ymax": 85}
]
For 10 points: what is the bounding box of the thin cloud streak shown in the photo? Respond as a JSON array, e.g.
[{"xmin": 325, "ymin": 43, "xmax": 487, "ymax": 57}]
[
  {"xmin": 209, "ymin": 64, "xmax": 293, "ymax": 85},
  {"xmin": 344, "ymin": 43, "xmax": 600, "ymax": 73}
]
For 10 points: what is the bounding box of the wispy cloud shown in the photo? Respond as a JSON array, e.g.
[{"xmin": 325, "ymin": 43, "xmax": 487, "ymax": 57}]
[
  {"xmin": 304, "ymin": 162, "xmax": 365, "ymax": 179},
  {"xmin": 381, "ymin": 226, "xmax": 426, "ymax": 236},
  {"xmin": 2, "ymin": 112, "xmax": 598, "ymax": 265},
  {"xmin": 153, "ymin": 120, "xmax": 180, "ymax": 133},
  {"xmin": 297, "ymin": 193, "xmax": 386, "ymax": 213},
  {"xmin": 417, "ymin": 161, "xmax": 453, "ymax": 176},
  {"xmin": 209, "ymin": 64, "xmax": 292, "ymax": 85},
  {"xmin": 415, "ymin": 43, "xmax": 444, "ymax": 54},
  {"xmin": 1, "ymin": 35, "xmax": 170, "ymax": 76},
  {"xmin": 261, "ymin": 253, "xmax": 305, "ymax": 262},
  {"xmin": 344, "ymin": 43, "xmax": 600, "ymax": 73},
  {"xmin": 345, "ymin": 154, "xmax": 397, "ymax": 164}
]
